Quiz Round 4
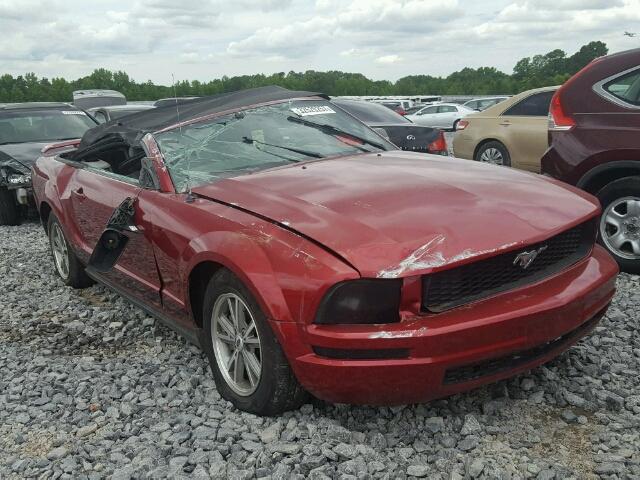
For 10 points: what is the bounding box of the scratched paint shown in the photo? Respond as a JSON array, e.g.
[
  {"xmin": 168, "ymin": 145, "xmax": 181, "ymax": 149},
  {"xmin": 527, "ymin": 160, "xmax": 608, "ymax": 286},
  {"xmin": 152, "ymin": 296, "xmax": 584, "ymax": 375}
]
[
  {"xmin": 377, "ymin": 237, "xmax": 521, "ymax": 279},
  {"xmin": 376, "ymin": 235, "xmax": 446, "ymax": 278},
  {"xmin": 369, "ymin": 326, "xmax": 428, "ymax": 339}
]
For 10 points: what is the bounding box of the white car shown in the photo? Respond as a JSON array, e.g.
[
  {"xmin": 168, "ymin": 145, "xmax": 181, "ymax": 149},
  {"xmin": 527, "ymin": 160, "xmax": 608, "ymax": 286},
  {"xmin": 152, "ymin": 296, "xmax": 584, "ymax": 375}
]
[{"xmin": 407, "ymin": 103, "xmax": 475, "ymax": 130}]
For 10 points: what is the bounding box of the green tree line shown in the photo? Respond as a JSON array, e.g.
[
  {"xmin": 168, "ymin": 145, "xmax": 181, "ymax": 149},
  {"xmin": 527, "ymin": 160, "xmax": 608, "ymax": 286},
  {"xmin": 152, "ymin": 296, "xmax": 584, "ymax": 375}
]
[{"xmin": 0, "ymin": 41, "xmax": 608, "ymax": 103}]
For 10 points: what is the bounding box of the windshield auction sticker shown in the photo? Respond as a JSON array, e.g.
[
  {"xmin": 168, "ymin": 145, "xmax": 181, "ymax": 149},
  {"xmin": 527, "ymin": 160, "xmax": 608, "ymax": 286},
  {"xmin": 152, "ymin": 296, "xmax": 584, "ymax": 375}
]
[
  {"xmin": 291, "ymin": 106, "xmax": 336, "ymax": 116},
  {"xmin": 61, "ymin": 111, "xmax": 87, "ymax": 115}
]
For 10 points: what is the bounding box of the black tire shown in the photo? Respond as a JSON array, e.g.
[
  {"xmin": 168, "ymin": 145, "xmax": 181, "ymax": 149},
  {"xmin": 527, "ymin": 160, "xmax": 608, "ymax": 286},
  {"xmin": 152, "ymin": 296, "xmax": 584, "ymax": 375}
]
[
  {"xmin": 475, "ymin": 141, "xmax": 511, "ymax": 167},
  {"xmin": 596, "ymin": 176, "xmax": 640, "ymax": 274},
  {"xmin": 200, "ymin": 269, "xmax": 307, "ymax": 415},
  {"xmin": 47, "ymin": 214, "xmax": 94, "ymax": 288},
  {"xmin": 0, "ymin": 187, "xmax": 20, "ymax": 226},
  {"xmin": 452, "ymin": 119, "xmax": 460, "ymax": 131}
]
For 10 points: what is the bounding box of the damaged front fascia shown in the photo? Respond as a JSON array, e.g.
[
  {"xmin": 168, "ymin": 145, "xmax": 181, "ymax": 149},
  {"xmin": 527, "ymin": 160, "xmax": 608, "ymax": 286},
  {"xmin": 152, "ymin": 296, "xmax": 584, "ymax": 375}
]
[
  {"xmin": 0, "ymin": 154, "xmax": 30, "ymax": 186},
  {"xmin": 376, "ymin": 236, "xmax": 520, "ymax": 279},
  {"xmin": 368, "ymin": 326, "xmax": 428, "ymax": 339}
]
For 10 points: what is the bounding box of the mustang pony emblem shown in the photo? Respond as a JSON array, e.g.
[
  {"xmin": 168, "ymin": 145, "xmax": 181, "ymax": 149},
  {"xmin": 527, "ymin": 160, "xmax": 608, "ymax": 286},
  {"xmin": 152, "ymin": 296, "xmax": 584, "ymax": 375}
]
[{"xmin": 513, "ymin": 245, "xmax": 548, "ymax": 269}]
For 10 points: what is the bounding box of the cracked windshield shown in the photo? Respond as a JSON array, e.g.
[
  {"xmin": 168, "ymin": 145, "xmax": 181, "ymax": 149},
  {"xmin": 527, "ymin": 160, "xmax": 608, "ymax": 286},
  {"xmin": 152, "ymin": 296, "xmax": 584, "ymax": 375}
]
[{"xmin": 154, "ymin": 99, "xmax": 393, "ymax": 192}]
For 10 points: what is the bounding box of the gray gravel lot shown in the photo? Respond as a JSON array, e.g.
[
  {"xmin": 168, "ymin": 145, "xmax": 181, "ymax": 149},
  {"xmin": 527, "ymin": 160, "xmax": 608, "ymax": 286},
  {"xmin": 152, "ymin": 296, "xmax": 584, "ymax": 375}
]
[{"xmin": 1, "ymin": 222, "xmax": 639, "ymax": 479}]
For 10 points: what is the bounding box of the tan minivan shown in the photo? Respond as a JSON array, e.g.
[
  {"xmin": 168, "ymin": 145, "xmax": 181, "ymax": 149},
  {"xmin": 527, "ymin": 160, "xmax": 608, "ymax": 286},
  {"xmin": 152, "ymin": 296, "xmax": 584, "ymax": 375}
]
[{"xmin": 452, "ymin": 86, "xmax": 557, "ymax": 172}]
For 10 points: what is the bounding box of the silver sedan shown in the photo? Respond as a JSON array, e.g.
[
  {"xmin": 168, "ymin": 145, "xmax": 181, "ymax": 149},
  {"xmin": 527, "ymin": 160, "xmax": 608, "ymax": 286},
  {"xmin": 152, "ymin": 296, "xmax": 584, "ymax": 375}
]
[{"xmin": 406, "ymin": 103, "xmax": 475, "ymax": 130}]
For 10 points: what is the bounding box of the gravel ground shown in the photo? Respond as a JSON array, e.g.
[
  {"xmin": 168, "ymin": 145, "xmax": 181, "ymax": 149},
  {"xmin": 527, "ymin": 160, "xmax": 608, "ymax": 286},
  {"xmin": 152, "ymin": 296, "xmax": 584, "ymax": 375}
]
[{"xmin": 1, "ymin": 221, "xmax": 639, "ymax": 480}]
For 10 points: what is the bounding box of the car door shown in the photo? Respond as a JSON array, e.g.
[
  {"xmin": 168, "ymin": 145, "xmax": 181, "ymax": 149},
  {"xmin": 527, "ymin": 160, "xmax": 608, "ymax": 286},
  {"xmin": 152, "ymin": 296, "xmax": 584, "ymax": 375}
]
[
  {"xmin": 437, "ymin": 105, "xmax": 458, "ymax": 128},
  {"xmin": 498, "ymin": 90, "xmax": 556, "ymax": 172},
  {"xmin": 413, "ymin": 105, "xmax": 439, "ymax": 126},
  {"xmin": 66, "ymin": 157, "xmax": 163, "ymax": 310}
]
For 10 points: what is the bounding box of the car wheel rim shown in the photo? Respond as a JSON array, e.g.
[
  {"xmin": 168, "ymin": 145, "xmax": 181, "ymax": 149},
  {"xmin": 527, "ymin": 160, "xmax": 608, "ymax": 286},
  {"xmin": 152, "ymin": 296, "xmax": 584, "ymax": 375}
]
[
  {"xmin": 211, "ymin": 293, "xmax": 262, "ymax": 396},
  {"xmin": 480, "ymin": 147, "xmax": 503, "ymax": 165},
  {"xmin": 51, "ymin": 223, "xmax": 70, "ymax": 279},
  {"xmin": 600, "ymin": 196, "xmax": 640, "ymax": 260}
]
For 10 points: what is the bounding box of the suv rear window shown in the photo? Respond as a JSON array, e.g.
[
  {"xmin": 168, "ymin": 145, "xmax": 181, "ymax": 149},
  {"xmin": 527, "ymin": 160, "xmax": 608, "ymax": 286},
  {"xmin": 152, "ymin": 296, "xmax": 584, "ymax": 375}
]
[
  {"xmin": 503, "ymin": 91, "xmax": 554, "ymax": 117},
  {"xmin": 604, "ymin": 69, "xmax": 640, "ymax": 106}
]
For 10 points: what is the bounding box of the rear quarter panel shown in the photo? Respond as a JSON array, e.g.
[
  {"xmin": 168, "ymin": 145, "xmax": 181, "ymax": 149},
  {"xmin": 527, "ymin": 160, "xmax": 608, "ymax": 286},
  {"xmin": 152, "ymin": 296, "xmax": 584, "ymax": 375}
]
[
  {"xmin": 453, "ymin": 116, "xmax": 506, "ymax": 160},
  {"xmin": 560, "ymin": 112, "xmax": 640, "ymax": 185}
]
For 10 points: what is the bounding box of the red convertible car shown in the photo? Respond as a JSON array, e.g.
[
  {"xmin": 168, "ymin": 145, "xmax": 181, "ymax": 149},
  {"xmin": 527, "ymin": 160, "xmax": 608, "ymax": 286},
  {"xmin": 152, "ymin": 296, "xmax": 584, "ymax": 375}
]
[{"xmin": 32, "ymin": 86, "xmax": 618, "ymax": 415}]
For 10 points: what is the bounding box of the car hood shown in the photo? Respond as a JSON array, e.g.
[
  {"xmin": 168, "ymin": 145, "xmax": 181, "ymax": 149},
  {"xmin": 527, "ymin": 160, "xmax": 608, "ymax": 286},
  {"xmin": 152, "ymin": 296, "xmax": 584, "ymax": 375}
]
[
  {"xmin": 192, "ymin": 152, "xmax": 599, "ymax": 278},
  {"xmin": 0, "ymin": 142, "xmax": 50, "ymax": 173}
]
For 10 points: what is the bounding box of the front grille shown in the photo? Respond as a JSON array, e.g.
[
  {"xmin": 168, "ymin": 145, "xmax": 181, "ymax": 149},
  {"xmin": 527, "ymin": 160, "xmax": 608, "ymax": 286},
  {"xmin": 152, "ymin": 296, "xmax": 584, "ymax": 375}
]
[
  {"xmin": 443, "ymin": 306, "xmax": 606, "ymax": 384},
  {"xmin": 422, "ymin": 220, "xmax": 595, "ymax": 313}
]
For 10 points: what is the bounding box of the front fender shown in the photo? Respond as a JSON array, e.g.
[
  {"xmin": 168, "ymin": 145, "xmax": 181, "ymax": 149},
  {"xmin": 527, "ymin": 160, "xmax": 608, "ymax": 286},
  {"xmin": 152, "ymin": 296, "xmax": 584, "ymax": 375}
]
[
  {"xmin": 184, "ymin": 230, "xmax": 293, "ymax": 322},
  {"xmin": 181, "ymin": 224, "xmax": 359, "ymax": 325}
]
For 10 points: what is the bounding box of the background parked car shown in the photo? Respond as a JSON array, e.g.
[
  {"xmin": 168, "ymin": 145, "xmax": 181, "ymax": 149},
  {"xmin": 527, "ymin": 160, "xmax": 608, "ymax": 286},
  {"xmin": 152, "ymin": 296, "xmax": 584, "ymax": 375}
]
[
  {"xmin": 89, "ymin": 104, "xmax": 155, "ymax": 123},
  {"xmin": 332, "ymin": 98, "xmax": 448, "ymax": 155},
  {"xmin": 72, "ymin": 89, "xmax": 126, "ymax": 109},
  {"xmin": 542, "ymin": 47, "xmax": 640, "ymax": 273},
  {"xmin": 407, "ymin": 103, "xmax": 474, "ymax": 130},
  {"xmin": 463, "ymin": 96, "xmax": 509, "ymax": 111},
  {"xmin": 452, "ymin": 86, "xmax": 557, "ymax": 172},
  {"xmin": 0, "ymin": 102, "xmax": 98, "ymax": 225},
  {"xmin": 376, "ymin": 101, "xmax": 410, "ymax": 116}
]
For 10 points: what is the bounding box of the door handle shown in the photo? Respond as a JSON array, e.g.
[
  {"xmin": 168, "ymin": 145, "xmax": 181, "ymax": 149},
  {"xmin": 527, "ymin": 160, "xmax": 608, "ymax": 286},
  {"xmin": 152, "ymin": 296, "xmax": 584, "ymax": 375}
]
[{"xmin": 499, "ymin": 121, "xmax": 511, "ymax": 126}]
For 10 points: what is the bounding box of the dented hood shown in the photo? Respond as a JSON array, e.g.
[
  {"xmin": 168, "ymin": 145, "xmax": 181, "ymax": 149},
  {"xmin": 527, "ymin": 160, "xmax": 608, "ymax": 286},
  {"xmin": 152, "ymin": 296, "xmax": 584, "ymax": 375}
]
[
  {"xmin": 0, "ymin": 142, "xmax": 50, "ymax": 174},
  {"xmin": 191, "ymin": 152, "xmax": 599, "ymax": 278}
]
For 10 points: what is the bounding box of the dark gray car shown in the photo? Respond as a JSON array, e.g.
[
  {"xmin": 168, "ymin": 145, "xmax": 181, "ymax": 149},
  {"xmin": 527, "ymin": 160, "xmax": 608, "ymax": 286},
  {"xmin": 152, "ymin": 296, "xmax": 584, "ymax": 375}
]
[
  {"xmin": 0, "ymin": 103, "xmax": 97, "ymax": 225},
  {"xmin": 332, "ymin": 99, "xmax": 448, "ymax": 155}
]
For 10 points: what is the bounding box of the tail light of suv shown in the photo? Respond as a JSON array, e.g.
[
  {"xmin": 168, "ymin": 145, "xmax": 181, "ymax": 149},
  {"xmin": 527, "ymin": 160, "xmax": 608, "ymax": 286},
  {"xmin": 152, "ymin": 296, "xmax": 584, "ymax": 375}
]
[
  {"xmin": 548, "ymin": 57, "xmax": 604, "ymax": 132},
  {"xmin": 548, "ymin": 88, "xmax": 576, "ymax": 131}
]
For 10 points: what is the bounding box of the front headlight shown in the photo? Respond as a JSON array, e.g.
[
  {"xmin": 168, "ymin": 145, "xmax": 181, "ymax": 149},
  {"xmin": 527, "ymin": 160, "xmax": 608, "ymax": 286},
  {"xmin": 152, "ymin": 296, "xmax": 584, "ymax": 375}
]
[
  {"xmin": 314, "ymin": 279, "xmax": 402, "ymax": 325},
  {"xmin": 7, "ymin": 173, "xmax": 31, "ymax": 186}
]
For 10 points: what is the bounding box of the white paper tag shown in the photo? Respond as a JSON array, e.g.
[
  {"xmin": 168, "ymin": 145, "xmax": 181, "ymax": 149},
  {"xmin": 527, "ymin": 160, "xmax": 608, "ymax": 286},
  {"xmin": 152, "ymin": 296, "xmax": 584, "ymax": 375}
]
[
  {"xmin": 61, "ymin": 110, "xmax": 87, "ymax": 115},
  {"xmin": 291, "ymin": 105, "xmax": 336, "ymax": 116}
]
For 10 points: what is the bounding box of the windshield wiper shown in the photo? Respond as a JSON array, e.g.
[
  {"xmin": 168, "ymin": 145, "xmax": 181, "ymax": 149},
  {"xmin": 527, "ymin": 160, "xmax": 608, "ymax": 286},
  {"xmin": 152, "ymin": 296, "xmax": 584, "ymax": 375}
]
[
  {"xmin": 241, "ymin": 137, "xmax": 324, "ymax": 159},
  {"xmin": 286, "ymin": 116, "xmax": 387, "ymax": 151}
]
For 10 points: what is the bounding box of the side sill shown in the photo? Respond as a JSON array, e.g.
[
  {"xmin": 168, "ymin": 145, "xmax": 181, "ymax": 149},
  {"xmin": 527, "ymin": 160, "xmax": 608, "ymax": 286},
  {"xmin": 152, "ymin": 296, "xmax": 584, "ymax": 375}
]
[{"xmin": 85, "ymin": 266, "xmax": 201, "ymax": 347}]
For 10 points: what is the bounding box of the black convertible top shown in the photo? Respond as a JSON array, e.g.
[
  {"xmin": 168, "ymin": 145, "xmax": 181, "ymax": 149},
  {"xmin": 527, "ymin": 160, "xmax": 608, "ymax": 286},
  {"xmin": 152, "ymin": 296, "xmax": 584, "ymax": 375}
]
[{"xmin": 75, "ymin": 86, "xmax": 327, "ymax": 157}]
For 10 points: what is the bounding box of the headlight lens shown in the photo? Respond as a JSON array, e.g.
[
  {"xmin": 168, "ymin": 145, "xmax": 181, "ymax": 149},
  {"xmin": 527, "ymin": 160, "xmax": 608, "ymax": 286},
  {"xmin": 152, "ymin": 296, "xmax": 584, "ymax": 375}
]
[
  {"xmin": 7, "ymin": 173, "xmax": 31, "ymax": 185},
  {"xmin": 314, "ymin": 279, "xmax": 402, "ymax": 325}
]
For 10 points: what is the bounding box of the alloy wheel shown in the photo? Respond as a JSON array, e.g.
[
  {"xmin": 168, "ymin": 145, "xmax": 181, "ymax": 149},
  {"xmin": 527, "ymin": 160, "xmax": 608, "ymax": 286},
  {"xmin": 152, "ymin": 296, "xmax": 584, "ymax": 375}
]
[
  {"xmin": 479, "ymin": 147, "xmax": 504, "ymax": 165},
  {"xmin": 211, "ymin": 293, "xmax": 262, "ymax": 396},
  {"xmin": 51, "ymin": 223, "xmax": 70, "ymax": 279},
  {"xmin": 600, "ymin": 196, "xmax": 640, "ymax": 260}
]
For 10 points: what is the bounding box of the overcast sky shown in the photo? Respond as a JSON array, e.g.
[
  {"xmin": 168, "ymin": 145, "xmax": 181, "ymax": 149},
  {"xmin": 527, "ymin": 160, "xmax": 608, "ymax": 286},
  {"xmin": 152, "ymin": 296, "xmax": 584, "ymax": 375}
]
[{"xmin": 1, "ymin": 0, "xmax": 638, "ymax": 84}]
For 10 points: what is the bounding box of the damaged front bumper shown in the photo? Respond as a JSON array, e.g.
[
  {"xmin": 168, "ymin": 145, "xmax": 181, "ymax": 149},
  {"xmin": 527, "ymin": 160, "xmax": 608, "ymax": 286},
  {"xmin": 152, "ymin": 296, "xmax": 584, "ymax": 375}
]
[
  {"xmin": 1, "ymin": 170, "xmax": 33, "ymax": 205},
  {"xmin": 274, "ymin": 245, "xmax": 618, "ymax": 405}
]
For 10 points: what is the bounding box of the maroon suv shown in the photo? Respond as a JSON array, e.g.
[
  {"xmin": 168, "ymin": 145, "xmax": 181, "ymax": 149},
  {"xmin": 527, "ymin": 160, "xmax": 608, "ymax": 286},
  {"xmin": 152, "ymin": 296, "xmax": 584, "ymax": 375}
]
[{"xmin": 542, "ymin": 48, "xmax": 640, "ymax": 273}]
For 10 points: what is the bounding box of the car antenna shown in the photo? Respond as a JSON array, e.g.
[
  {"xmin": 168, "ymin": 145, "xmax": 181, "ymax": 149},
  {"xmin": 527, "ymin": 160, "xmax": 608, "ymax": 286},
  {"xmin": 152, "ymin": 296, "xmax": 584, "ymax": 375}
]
[{"xmin": 172, "ymin": 73, "xmax": 195, "ymax": 203}]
